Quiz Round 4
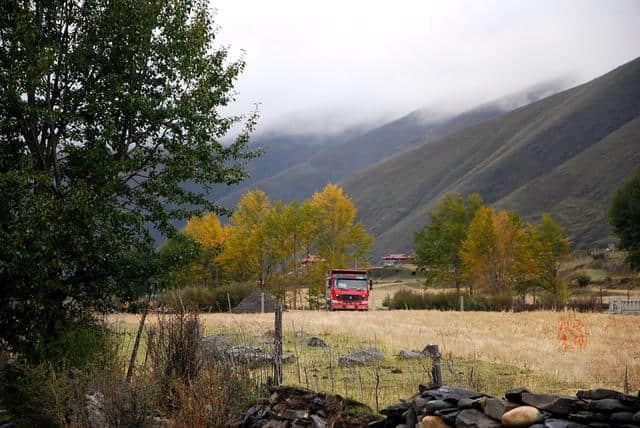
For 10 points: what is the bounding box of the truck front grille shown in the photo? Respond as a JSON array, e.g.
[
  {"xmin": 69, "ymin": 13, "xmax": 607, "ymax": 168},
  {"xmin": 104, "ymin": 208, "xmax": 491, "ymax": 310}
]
[{"xmin": 338, "ymin": 294, "xmax": 364, "ymax": 301}]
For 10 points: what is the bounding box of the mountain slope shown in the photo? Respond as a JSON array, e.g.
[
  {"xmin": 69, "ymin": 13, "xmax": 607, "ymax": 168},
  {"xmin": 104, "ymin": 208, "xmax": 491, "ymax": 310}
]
[
  {"xmin": 342, "ymin": 57, "xmax": 640, "ymax": 256},
  {"xmin": 496, "ymin": 115, "xmax": 640, "ymax": 247},
  {"xmin": 202, "ymin": 131, "xmax": 356, "ymax": 202},
  {"xmin": 218, "ymin": 111, "xmax": 450, "ymax": 207},
  {"xmin": 218, "ymin": 81, "xmax": 567, "ymax": 208}
]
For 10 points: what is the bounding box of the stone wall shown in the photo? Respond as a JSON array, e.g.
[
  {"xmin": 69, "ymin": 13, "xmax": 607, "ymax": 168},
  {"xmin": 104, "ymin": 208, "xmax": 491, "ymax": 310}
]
[
  {"xmin": 241, "ymin": 385, "xmax": 381, "ymax": 428},
  {"xmin": 239, "ymin": 384, "xmax": 640, "ymax": 428},
  {"xmin": 377, "ymin": 384, "xmax": 640, "ymax": 428}
]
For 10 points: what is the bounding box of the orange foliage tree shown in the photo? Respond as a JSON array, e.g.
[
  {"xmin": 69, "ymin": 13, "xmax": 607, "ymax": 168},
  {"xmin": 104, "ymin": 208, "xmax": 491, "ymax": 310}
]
[
  {"xmin": 461, "ymin": 207, "xmax": 534, "ymax": 296},
  {"xmin": 461, "ymin": 206, "xmax": 570, "ymax": 303}
]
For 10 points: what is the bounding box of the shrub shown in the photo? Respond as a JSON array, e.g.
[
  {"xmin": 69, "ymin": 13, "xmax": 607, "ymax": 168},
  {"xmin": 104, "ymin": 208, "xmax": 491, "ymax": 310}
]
[
  {"xmin": 172, "ymin": 361, "xmax": 256, "ymax": 427},
  {"xmin": 387, "ymin": 288, "xmax": 605, "ymax": 312},
  {"xmin": 576, "ymin": 274, "xmax": 591, "ymax": 287},
  {"xmin": 566, "ymin": 296, "xmax": 606, "ymax": 312},
  {"xmin": 2, "ymin": 322, "xmax": 127, "ymax": 427},
  {"xmin": 33, "ymin": 321, "xmax": 123, "ymax": 370},
  {"xmin": 2, "ymin": 362, "xmax": 72, "ymax": 427},
  {"xmin": 385, "ymin": 290, "xmax": 512, "ymax": 311},
  {"xmin": 4, "ymin": 362, "xmax": 162, "ymax": 427},
  {"xmin": 125, "ymin": 298, "xmax": 150, "ymax": 314},
  {"xmin": 382, "ymin": 294, "xmax": 391, "ymax": 308},
  {"xmin": 147, "ymin": 310, "xmax": 203, "ymax": 412},
  {"xmin": 145, "ymin": 309, "xmax": 259, "ymax": 424},
  {"xmin": 159, "ymin": 282, "xmax": 255, "ymax": 312},
  {"xmin": 97, "ymin": 376, "xmax": 159, "ymax": 428},
  {"xmin": 2, "ymin": 311, "xmax": 261, "ymax": 427}
]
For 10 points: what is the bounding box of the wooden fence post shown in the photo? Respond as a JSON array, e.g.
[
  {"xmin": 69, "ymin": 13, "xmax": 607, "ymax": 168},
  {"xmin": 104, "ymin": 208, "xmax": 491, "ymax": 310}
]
[
  {"xmin": 261, "ymin": 292, "xmax": 265, "ymax": 314},
  {"xmin": 459, "ymin": 295, "xmax": 464, "ymax": 312},
  {"xmin": 273, "ymin": 305, "xmax": 283, "ymax": 385},
  {"xmin": 126, "ymin": 293, "xmax": 152, "ymax": 382},
  {"xmin": 600, "ymin": 285, "xmax": 603, "ymax": 308},
  {"xmin": 424, "ymin": 344, "xmax": 443, "ymax": 387}
]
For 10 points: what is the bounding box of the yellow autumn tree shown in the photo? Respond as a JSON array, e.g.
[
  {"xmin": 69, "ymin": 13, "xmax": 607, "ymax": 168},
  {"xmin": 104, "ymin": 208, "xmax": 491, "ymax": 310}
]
[
  {"xmin": 298, "ymin": 199, "xmax": 320, "ymax": 259},
  {"xmin": 460, "ymin": 206, "xmax": 534, "ymax": 295},
  {"xmin": 307, "ymin": 184, "xmax": 373, "ymax": 304},
  {"xmin": 260, "ymin": 201, "xmax": 292, "ymax": 299},
  {"xmin": 311, "ymin": 183, "xmax": 374, "ymax": 270},
  {"xmin": 272, "ymin": 201, "xmax": 315, "ymax": 307},
  {"xmin": 183, "ymin": 213, "xmax": 228, "ymax": 249},
  {"xmin": 182, "ymin": 213, "xmax": 229, "ymax": 287},
  {"xmin": 216, "ymin": 185, "xmax": 374, "ymax": 306},
  {"xmin": 218, "ymin": 189, "xmax": 273, "ymax": 288}
]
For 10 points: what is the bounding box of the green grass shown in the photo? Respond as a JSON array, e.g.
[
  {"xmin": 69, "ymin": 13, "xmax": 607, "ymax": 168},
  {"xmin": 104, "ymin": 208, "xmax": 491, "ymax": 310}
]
[
  {"xmin": 274, "ymin": 332, "xmax": 578, "ymax": 411},
  {"xmin": 110, "ymin": 308, "xmax": 612, "ymax": 416},
  {"xmin": 113, "ymin": 321, "xmax": 583, "ymax": 413}
]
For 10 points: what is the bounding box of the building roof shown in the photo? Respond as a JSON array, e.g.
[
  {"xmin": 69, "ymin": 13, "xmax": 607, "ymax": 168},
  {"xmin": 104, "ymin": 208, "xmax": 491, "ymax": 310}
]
[{"xmin": 382, "ymin": 253, "xmax": 412, "ymax": 260}]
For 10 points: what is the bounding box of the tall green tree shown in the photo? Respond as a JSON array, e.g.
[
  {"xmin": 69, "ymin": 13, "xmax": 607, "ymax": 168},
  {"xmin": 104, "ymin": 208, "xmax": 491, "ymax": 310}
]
[
  {"xmin": 0, "ymin": 0, "xmax": 257, "ymax": 359},
  {"xmin": 414, "ymin": 193, "xmax": 483, "ymax": 294},
  {"xmin": 156, "ymin": 234, "xmax": 203, "ymax": 290},
  {"xmin": 526, "ymin": 213, "xmax": 571, "ymax": 304},
  {"xmin": 610, "ymin": 168, "xmax": 640, "ymax": 269}
]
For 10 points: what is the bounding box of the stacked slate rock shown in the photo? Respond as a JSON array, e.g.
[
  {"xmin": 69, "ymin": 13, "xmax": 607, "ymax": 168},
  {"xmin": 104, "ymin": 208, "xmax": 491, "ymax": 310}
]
[
  {"xmin": 377, "ymin": 385, "xmax": 640, "ymax": 428},
  {"xmin": 200, "ymin": 334, "xmax": 296, "ymax": 367},
  {"xmin": 226, "ymin": 346, "xmax": 296, "ymax": 367},
  {"xmin": 240, "ymin": 386, "xmax": 382, "ymax": 428},
  {"xmin": 338, "ymin": 347, "xmax": 384, "ymax": 367},
  {"xmin": 306, "ymin": 337, "xmax": 328, "ymax": 348}
]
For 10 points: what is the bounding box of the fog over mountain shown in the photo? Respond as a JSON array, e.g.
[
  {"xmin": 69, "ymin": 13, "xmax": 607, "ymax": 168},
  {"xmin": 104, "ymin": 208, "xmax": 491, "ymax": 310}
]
[
  {"xmin": 216, "ymin": 77, "xmax": 571, "ymax": 209},
  {"xmin": 213, "ymin": 0, "xmax": 640, "ymax": 134}
]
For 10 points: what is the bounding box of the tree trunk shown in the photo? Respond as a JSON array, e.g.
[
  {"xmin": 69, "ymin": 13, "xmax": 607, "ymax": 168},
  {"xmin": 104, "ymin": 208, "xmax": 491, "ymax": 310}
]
[{"xmin": 126, "ymin": 294, "xmax": 151, "ymax": 382}]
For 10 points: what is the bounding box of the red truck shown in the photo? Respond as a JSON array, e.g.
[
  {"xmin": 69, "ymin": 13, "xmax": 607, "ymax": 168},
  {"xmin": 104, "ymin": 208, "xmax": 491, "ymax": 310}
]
[{"xmin": 326, "ymin": 269, "xmax": 373, "ymax": 311}]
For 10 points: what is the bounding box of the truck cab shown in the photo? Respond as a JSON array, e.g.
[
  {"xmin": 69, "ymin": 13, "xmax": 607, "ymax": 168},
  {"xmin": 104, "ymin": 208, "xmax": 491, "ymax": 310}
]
[{"xmin": 326, "ymin": 269, "xmax": 372, "ymax": 311}]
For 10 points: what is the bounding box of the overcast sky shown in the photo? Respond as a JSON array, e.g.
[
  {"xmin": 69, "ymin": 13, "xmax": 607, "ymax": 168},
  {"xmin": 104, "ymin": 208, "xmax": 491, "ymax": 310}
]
[{"xmin": 213, "ymin": 0, "xmax": 640, "ymax": 135}]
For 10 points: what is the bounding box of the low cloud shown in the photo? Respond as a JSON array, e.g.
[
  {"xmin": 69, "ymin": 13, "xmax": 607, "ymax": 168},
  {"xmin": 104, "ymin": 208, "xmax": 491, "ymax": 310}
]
[{"xmin": 213, "ymin": 0, "xmax": 640, "ymax": 134}]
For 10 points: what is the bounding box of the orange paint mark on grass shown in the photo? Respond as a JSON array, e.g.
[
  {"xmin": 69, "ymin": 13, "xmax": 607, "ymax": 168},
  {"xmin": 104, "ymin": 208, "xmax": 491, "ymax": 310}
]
[{"xmin": 557, "ymin": 314, "xmax": 587, "ymax": 351}]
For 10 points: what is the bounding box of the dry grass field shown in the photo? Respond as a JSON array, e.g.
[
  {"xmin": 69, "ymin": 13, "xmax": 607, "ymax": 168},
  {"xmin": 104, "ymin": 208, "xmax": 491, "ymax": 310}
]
[{"xmin": 109, "ymin": 310, "xmax": 640, "ymax": 410}]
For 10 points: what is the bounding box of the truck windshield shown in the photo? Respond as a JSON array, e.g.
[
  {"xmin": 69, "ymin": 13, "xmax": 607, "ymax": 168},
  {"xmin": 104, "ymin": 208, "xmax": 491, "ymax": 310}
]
[{"xmin": 335, "ymin": 279, "xmax": 368, "ymax": 291}]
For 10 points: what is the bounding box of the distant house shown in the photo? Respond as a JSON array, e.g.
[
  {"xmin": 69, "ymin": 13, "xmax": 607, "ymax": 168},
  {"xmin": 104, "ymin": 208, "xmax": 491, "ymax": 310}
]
[
  {"xmin": 299, "ymin": 254, "xmax": 324, "ymax": 266},
  {"xmin": 382, "ymin": 253, "xmax": 413, "ymax": 266}
]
